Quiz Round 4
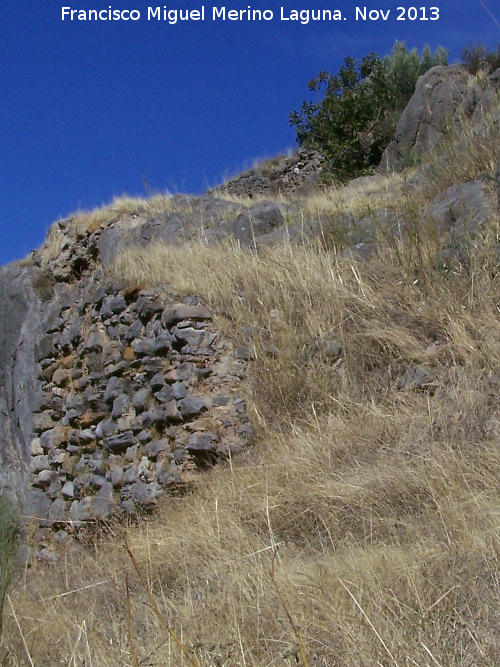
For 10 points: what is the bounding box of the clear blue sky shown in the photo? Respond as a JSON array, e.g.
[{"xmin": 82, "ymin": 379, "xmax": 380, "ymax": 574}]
[{"xmin": 1, "ymin": 0, "xmax": 498, "ymax": 265}]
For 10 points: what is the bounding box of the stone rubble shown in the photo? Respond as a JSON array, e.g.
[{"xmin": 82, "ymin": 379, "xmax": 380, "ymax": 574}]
[{"xmin": 27, "ymin": 276, "xmax": 254, "ymax": 528}]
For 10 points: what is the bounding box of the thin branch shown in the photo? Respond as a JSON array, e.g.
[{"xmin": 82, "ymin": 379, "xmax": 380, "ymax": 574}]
[
  {"xmin": 338, "ymin": 579, "xmax": 400, "ymax": 667},
  {"xmin": 7, "ymin": 595, "xmax": 34, "ymax": 667},
  {"xmin": 124, "ymin": 540, "xmax": 201, "ymax": 667},
  {"xmin": 126, "ymin": 576, "xmax": 140, "ymax": 667},
  {"xmin": 478, "ymin": 0, "xmax": 500, "ymax": 30}
]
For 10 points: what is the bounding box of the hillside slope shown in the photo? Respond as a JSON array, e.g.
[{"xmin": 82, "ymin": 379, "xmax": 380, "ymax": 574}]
[{"xmin": 1, "ymin": 65, "xmax": 500, "ymax": 666}]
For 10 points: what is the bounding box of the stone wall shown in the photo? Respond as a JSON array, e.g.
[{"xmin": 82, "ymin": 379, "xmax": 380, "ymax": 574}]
[
  {"xmin": 208, "ymin": 148, "xmax": 324, "ymax": 198},
  {"xmin": 0, "ymin": 196, "xmax": 270, "ymax": 538},
  {"xmin": 27, "ymin": 280, "xmax": 253, "ymax": 529}
]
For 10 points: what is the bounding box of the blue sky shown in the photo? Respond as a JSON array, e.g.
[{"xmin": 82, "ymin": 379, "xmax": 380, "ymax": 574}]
[{"xmin": 1, "ymin": 0, "xmax": 498, "ymax": 265}]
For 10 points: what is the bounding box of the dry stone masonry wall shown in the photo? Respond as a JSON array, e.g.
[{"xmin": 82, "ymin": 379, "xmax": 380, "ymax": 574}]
[
  {"xmin": 28, "ymin": 280, "xmax": 253, "ymax": 529},
  {"xmin": 208, "ymin": 148, "xmax": 324, "ymax": 198}
]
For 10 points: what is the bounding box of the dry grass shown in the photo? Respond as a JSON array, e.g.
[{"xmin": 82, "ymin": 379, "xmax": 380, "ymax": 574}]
[
  {"xmin": 39, "ymin": 193, "xmax": 175, "ymax": 265},
  {"xmin": 69, "ymin": 193, "xmax": 176, "ymax": 233},
  {"xmin": 5, "ymin": 212, "xmax": 500, "ymax": 664},
  {"xmin": 420, "ymin": 105, "xmax": 500, "ymax": 200},
  {"xmin": 300, "ymin": 172, "xmax": 410, "ymax": 219},
  {"xmin": 4, "ymin": 112, "xmax": 500, "ymax": 665}
]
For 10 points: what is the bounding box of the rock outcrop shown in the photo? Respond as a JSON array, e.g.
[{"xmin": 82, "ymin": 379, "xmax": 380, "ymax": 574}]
[
  {"xmin": 0, "ymin": 263, "xmax": 45, "ymax": 507},
  {"xmin": 497, "ymin": 147, "xmax": 500, "ymax": 206},
  {"xmin": 381, "ymin": 65, "xmax": 500, "ymax": 171}
]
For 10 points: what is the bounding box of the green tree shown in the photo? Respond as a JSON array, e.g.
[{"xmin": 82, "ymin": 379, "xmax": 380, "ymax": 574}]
[
  {"xmin": 384, "ymin": 42, "xmax": 448, "ymax": 108},
  {"xmin": 290, "ymin": 41, "xmax": 449, "ymax": 181},
  {"xmin": 461, "ymin": 44, "xmax": 500, "ymax": 74}
]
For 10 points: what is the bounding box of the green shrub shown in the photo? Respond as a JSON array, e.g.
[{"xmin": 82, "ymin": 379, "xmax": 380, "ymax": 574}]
[
  {"xmin": 289, "ymin": 41, "xmax": 448, "ymax": 181},
  {"xmin": 461, "ymin": 43, "xmax": 500, "ymax": 74}
]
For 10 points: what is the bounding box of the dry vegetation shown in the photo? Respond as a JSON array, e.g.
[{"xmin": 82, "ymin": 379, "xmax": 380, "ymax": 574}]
[
  {"xmin": 39, "ymin": 194, "xmax": 175, "ymax": 266},
  {"xmin": 3, "ymin": 115, "xmax": 500, "ymax": 666}
]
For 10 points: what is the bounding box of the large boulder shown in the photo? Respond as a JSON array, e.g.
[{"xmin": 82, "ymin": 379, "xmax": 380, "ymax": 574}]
[
  {"xmin": 381, "ymin": 65, "xmax": 500, "ymax": 172},
  {"xmin": 427, "ymin": 180, "xmax": 498, "ymax": 268},
  {"xmin": 427, "ymin": 180, "xmax": 496, "ymax": 237},
  {"xmin": 232, "ymin": 201, "xmax": 286, "ymax": 245},
  {"xmin": 98, "ymin": 196, "xmax": 243, "ymax": 267}
]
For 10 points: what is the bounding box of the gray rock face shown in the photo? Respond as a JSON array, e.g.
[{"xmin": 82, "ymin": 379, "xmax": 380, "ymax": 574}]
[
  {"xmin": 232, "ymin": 201, "xmax": 286, "ymax": 245},
  {"xmin": 94, "ymin": 194, "xmax": 311, "ymax": 264},
  {"xmin": 0, "ymin": 262, "xmax": 54, "ymax": 507},
  {"xmin": 381, "ymin": 65, "xmax": 500, "ymax": 171},
  {"xmin": 97, "ymin": 196, "xmax": 242, "ymax": 267},
  {"xmin": 428, "ymin": 181, "xmax": 495, "ymax": 237},
  {"xmin": 427, "ymin": 180, "xmax": 497, "ymax": 268}
]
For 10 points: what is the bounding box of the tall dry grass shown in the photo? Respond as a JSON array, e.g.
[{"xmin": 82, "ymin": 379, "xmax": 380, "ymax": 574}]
[
  {"xmin": 419, "ymin": 104, "xmax": 500, "ymax": 200},
  {"xmin": 3, "ymin": 110, "xmax": 500, "ymax": 665},
  {"xmin": 4, "ymin": 213, "xmax": 500, "ymax": 665}
]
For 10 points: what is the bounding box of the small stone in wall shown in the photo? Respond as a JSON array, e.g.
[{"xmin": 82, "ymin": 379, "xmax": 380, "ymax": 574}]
[
  {"xmin": 123, "ymin": 346, "xmax": 135, "ymax": 360},
  {"xmin": 61, "ymin": 480, "xmax": 75, "ymax": 499},
  {"xmin": 144, "ymin": 439, "xmax": 169, "ymax": 459},
  {"xmin": 32, "ymin": 411, "xmax": 56, "ymax": 432},
  {"xmin": 30, "ymin": 438, "xmax": 44, "ymax": 456},
  {"xmin": 107, "ymin": 465, "xmax": 124, "ymax": 488},
  {"xmin": 178, "ymin": 396, "xmax": 209, "ymax": 418},
  {"xmin": 105, "ymin": 431, "xmax": 137, "ymax": 453},
  {"xmin": 112, "ymin": 393, "xmax": 131, "ymax": 418},
  {"xmin": 132, "ymin": 388, "xmax": 150, "ymax": 411},
  {"xmin": 52, "ymin": 367, "xmax": 72, "ymax": 387},
  {"xmin": 95, "ymin": 419, "xmax": 118, "ymax": 438},
  {"xmin": 69, "ymin": 497, "xmax": 93, "ymax": 525},
  {"xmin": 162, "ymin": 303, "xmax": 212, "ymax": 325},
  {"xmin": 150, "ymin": 372, "xmax": 166, "ymax": 389},
  {"xmin": 171, "ymin": 382, "xmax": 188, "ymax": 400},
  {"xmin": 30, "ymin": 455, "xmax": 50, "ymax": 474},
  {"xmin": 92, "ymin": 481, "xmax": 114, "ymax": 519}
]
